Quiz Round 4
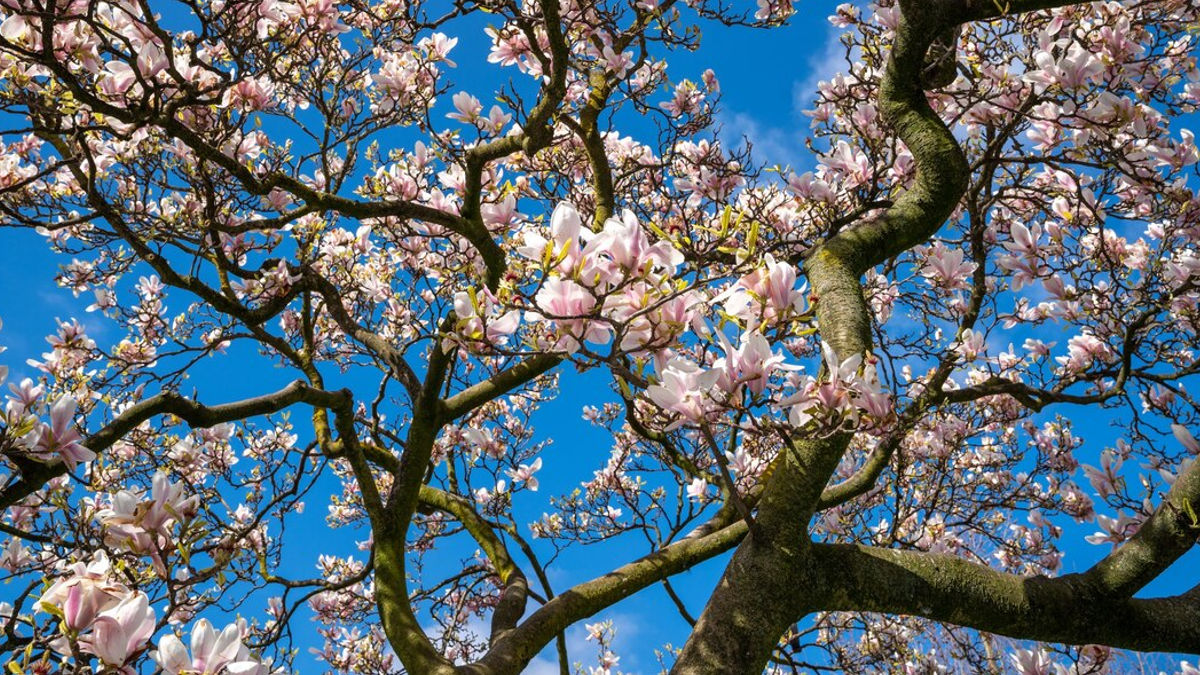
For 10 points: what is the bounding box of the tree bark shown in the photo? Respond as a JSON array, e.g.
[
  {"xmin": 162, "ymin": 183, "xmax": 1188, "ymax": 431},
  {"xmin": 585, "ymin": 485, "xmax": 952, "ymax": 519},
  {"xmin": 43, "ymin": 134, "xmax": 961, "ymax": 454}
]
[{"xmin": 670, "ymin": 1, "xmax": 971, "ymax": 670}]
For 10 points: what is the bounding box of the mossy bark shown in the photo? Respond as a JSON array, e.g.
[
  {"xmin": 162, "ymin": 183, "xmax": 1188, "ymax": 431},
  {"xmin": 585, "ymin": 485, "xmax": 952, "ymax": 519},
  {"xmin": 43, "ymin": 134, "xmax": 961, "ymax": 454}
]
[{"xmin": 671, "ymin": 2, "xmax": 972, "ymax": 671}]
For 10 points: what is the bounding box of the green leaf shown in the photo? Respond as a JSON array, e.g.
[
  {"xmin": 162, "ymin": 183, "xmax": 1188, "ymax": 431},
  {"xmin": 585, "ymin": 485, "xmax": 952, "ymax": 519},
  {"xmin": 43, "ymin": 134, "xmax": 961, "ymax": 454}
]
[
  {"xmin": 616, "ymin": 377, "xmax": 633, "ymax": 400},
  {"xmin": 746, "ymin": 219, "xmax": 760, "ymax": 254}
]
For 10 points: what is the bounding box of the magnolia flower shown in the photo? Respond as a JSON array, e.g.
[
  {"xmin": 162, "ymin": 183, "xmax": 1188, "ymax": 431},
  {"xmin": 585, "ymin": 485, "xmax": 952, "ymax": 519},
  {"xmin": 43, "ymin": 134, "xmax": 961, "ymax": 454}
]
[
  {"xmin": 646, "ymin": 359, "xmax": 720, "ymax": 427},
  {"xmin": 453, "ymin": 289, "xmax": 520, "ymax": 347},
  {"xmin": 581, "ymin": 209, "xmax": 682, "ymax": 281},
  {"xmin": 153, "ymin": 618, "xmax": 269, "ymax": 675},
  {"xmin": 38, "ymin": 552, "xmax": 128, "ymax": 632},
  {"xmin": 1172, "ymin": 424, "xmax": 1200, "ymax": 455},
  {"xmin": 585, "ymin": 622, "xmax": 608, "ymax": 641},
  {"xmin": 99, "ymin": 60, "xmax": 138, "ymax": 98},
  {"xmin": 1085, "ymin": 512, "xmax": 1142, "ymax": 547},
  {"xmin": 954, "ymin": 329, "xmax": 987, "ymax": 362},
  {"xmin": 713, "ymin": 331, "xmax": 795, "ymax": 396},
  {"xmin": 98, "ymin": 471, "xmax": 199, "ymax": 555},
  {"xmin": 480, "ymin": 195, "xmax": 523, "ymax": 229},
  {"xmin": 528, "ymin": 278, "xmax": 611, "ymax": 353},
  {"xmin": 474, "ymin": 480, "xmax": 507, "ymax": 504},
  {"xmin": 996, "ymin": 222, "xmax": 1044, "ymax": 289},
  {"xmin": 1081, "ymin": 450, "xmax": 1121, "ymax": 499},
  {"xmin": 517, "ymin": 202, "xmax": 589, "ymax": 271},
  {"xmin": 779, "ymin": 342, "xmax": 887, "ymax": 433},
  {"xmin": 921, "ymin": 242, "xmax": 977, "ymax": 291},
  {"xmin": 601, "ymin": 46, "xmax": 633, "ymax": 77},
  {"xmin": 85, "ymin": 591, "xmax": 156, "ymax": 667},
  {"xmin": 1025, "ymin": 42, "xmax": 1103, "ymax": 92},
  {"xmin": 724, "ymin": 448, "xmax": 761, "ymax": 478},
  {"xmin": 717, "ymin": 255, "xmax": 807, "ymax": 327},
  {"xmin": 686, "ymin": 477, "xmax": 709, "ymax": 501},
  {"xmin": 821, "ymin": 140, "xmax": 871, "ymax": 188},
  {"xmin": 505, "ymin": 458, "xmax": 543, "ymax": 491},
  {"xmin": 1056, "ymin": 333, "xmax": 1113, "ymax": 373},
  {"xmin": 30, "ymin": 396, "xmax": 95, "ymax": 468},
  {"xmin": 447, "ymin": 91, "xmax": 482, "ymax": 124},
  {"xmin": 820, "ymin": 341, "xmax": 863, "ymax": 384},
  {"xmin": 476, "ymin": 105, "xmax": 512, "ymax": 134},
  {"xmin": 0, "ymin": 538, "xmax": 31, "ymax": 572},
  {"xmin": 420, "ymin": 32, "xmax": 458, "ymax": 66},
  {"xmin": 0, "ymin": 14, "xmax": 34, "ymax": 48},
  {"xmin": 1010, "ymin": 648, "xmax": 1053, "ymax": 675},
  {"xmin": 853, "ymin": 364, "xmax": 893, "ymax": 426}
]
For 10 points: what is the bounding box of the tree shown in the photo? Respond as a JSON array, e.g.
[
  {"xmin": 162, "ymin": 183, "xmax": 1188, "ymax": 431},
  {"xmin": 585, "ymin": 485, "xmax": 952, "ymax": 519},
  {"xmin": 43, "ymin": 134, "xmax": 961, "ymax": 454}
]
[{"xmin": 0, "ymin": 0, "xmax": 1198, "ymax": 670}]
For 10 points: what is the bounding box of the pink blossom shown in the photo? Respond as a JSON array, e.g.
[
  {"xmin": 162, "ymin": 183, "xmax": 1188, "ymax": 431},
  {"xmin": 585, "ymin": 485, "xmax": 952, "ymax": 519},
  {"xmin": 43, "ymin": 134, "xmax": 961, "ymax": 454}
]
[
  {"xmin": 717, "ymin": 254, "xmax": 807, "ymax": 327},
  {"xmin": 30, "ymin": 396, "xmax": 95, "ymax": 469},
  {"xmin": 453, "ymin": 288, "xmax": 520, "ymax": 347},
  {"xmin": 0, "ymin": 538, "xmax": 31, "ymax": 572},
  {"xmin": 528, "ymin": 278, "xmax": 610, "ymax": 353},
  {"xmin": 518, "ymin": 202, "xmax": 589, "ymax": 271},
  {"xmin": 713, "ymin": 331, "xmax": 795, "ymax": 396},
  {"xmin": 646, "ymin": 359, "xmax": 720, "ymax": 427},
  {"xmin": 1010, "ymin": 648, "xmax": 1053, "ymax": 675},
  {"xmin": 581, "ymin": 209, "xmax": 683, "ymax": 281},
  {"xmin": 419, "ymin": 32, "xmax": 458, "ymax": 67},
  {"xmin": 447, "ymin": 91, "xmax": 482, "ymax": 124},
  {"xmin": 920, "ymin": 242, "xmax": 977, "ymax": 291},
  {"xmin": 1172, "ymin": 425, "xmax": 1200, "ymax": 455},
  {"xmin": 1055, "ymin": 333, "xmax": 1114, "ymax": 373},
  {"xmin": 601, "ymin": 46, "xmax": 633, "ymax": 77},
  {"xmin": 954, "ymin": 329, "xmax": 987, "ymax": 362},
  {"xmin": 1085, "ymin": 512, "xmax": 1142, "ymax": 547},
  {"xmin": 1081, "ymin": 450, "xmax": 1122, "ymax": 499},
  {"xmin": 38, "ymin": 552, "xmax": 129, "ymax": 635},
  {"xmin": 153, "ymin": 618, "xmax": 269, "ymax": 675},
  {"xmin": 505, "ymin": 458, "xmax": 543, "ymax": 491},
  {"xmin": 85, "ymin": 591, "xmax": 156, "ymax": 667}
]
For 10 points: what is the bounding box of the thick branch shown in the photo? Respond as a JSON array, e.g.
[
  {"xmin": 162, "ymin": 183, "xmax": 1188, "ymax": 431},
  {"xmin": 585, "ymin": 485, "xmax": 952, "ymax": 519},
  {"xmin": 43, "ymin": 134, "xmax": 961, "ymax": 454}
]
[
  {"xmin": 672, "ymin": 1, "xmax": 971, "ymax": 670},
  {"xmin": 470, "ymin": 518, "xmax": 748, "ymax": 674},
  {"xmin": 441, "ymin": 354, "xmax": 562, "ymax": 422},
  {"xmin": 814, "ymin": 543, "xmax": 1200, "ymax": 653},
  {"xmin": 371, "ymin": 341, "xmax": 456, "ymax": 674},
  {"xmin": 417, "ymin": 485, "xmax": 529, "ymax": 642},
  {"xmin": 1084, "ymin": 456, "xmax": 1200, "ymax": 597}
]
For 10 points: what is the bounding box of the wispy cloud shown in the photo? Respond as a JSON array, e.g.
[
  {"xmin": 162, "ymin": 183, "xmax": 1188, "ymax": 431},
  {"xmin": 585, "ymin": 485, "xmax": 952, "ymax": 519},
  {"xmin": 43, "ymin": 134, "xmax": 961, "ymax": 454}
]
[
  {"xmin": 792, "ymin": 23, "xmax": 850, "ymax": 120},
  {"xmin": 716, "ymin": 20, "xmax": 851, "ymax": 172},
  {"xmin": 716, "ymin": 110, "xmax": 807, "ymax": 169}
]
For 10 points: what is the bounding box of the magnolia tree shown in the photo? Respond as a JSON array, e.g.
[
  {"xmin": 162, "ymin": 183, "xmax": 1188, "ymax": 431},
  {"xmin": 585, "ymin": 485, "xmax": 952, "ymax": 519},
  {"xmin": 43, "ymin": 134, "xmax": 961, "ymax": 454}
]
[{"xmin": 0, "ymin": 0, "xmax": 1199, "ymax": 671}]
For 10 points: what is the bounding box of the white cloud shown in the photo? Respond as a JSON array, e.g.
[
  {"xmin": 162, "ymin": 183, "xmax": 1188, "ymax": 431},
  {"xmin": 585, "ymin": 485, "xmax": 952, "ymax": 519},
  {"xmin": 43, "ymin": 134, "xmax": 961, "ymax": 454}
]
[
  {"xmin": 716, "ymin": 20, "xmax": 851, "ymax": 172},
  {"xmin": 792, "ymin": 23, "xmax": 850, "ymax": 119},
  {"xmin": 717, "ymin": 110, "xmax": 806, "ymax": 169}
]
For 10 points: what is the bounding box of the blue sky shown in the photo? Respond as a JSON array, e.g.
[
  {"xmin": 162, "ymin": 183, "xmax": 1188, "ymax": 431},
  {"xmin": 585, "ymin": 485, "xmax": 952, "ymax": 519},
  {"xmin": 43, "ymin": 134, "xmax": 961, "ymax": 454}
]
[
  {"xmin": 0, "ymin": 9, "xmax": 850, "ymax": 671},
  {"xmin": 2, "ymin": 0, "xmax": 1199, "ymax": 672}
]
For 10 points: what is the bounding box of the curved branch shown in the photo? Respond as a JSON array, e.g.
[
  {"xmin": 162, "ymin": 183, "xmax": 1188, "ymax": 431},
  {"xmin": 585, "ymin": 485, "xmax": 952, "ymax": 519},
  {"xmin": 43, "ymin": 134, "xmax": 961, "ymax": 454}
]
[
  {"xmin": 0, "ymin": 380, "xmax": 348, "ymax": 509},
  {"xmin": 417, "ymin": 485, "xmax": 529, "ymax": 642},
  {"xmin": 441, "ymin": 354, "xmax": 562, "ymax": 422},
  {"xmin": 814, "ymin": 542, "xmax": 1200, "ymax": 654},
  {"xmin": 672, "ymin": 1, "xmax": 973, "ymax": 670},
  {"xmin": 470, "ymin": 517, "xmax": 749, "ymax": 674},
  {"xmin": 1083, "ymin": 454, "xmax": 1200, "ymax": 597}
]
